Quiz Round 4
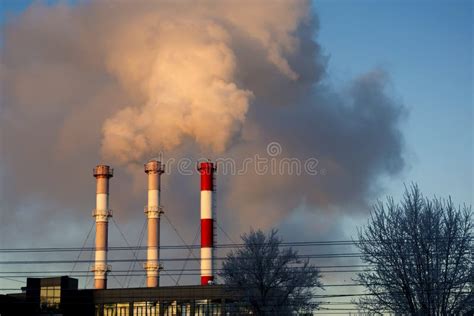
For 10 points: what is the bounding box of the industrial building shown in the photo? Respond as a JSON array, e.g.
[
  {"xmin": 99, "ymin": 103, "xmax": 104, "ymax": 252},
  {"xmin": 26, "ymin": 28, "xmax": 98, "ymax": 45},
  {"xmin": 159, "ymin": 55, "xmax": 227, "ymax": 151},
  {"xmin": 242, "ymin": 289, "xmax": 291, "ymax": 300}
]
[
  {"xmin": 0, "ymin": 276, "xmax": 243, "ymax": 316},
  {"xmin": 0, "ymin": 160, "xmax": 246, "ymax": 316}
]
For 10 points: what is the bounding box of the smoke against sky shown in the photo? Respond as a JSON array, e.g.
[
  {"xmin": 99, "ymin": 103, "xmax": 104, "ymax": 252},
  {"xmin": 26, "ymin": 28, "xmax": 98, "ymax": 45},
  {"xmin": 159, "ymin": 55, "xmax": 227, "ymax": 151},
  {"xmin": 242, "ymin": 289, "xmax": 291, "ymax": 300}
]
[{"xmin": 0, "ymin": 0, "xmax": 404, "ymax": 256}]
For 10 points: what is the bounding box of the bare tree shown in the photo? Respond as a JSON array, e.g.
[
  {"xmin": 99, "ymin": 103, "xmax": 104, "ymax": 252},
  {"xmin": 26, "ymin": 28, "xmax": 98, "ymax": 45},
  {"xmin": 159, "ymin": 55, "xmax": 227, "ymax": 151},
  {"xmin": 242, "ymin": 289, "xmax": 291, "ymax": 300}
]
[
  {"xmin": 355, "ymin": 184, "xmax": 473, "ymax": 315},
  {"xmin": 219, "ymin": 229, "xmax": 323, "ymax": 315}
]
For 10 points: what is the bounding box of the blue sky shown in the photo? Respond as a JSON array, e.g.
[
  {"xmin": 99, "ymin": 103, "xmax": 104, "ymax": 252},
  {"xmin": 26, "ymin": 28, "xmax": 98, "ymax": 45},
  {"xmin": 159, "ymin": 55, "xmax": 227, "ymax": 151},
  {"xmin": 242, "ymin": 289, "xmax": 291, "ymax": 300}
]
[
  {"xmin": 316, "ymin": 0, "xmax": 472, "ymax": 204},
  {"xmin": 1, "ymin": 0, "xmax": 472, "ymax": 204}
]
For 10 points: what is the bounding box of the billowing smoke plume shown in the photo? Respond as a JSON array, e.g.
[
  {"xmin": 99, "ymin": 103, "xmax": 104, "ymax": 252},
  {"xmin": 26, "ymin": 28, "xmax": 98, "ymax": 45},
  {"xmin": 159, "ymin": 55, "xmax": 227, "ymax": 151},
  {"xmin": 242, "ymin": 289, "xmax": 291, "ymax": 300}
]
[
  {"xmin": 0, "ymin": 0, "xmax": 404, "ymax": 249},
  {"xmin": 100, "ymin": 16, "xmax": 252, "ymax": 161},
  {"xmin": 97, "ymin": 1, "xmax": 309, "ymax": 162}
]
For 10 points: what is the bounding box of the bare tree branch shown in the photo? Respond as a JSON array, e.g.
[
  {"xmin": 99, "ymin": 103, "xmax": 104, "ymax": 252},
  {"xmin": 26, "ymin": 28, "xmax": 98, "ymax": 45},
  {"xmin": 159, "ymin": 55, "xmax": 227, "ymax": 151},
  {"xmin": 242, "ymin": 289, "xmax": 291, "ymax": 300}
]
[
  {"xmin": 355, "ymin": 184, "xmax": 473, "ymax": 315},
  {"xmin": 219, "ymin": 229, "xmax": 323, "ymax": 315}
]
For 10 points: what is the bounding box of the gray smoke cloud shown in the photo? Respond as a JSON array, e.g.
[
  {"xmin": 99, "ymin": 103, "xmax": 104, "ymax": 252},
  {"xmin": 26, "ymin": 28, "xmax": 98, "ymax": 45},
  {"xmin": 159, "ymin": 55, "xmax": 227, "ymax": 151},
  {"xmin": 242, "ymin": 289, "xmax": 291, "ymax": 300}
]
[{"xmin": 0, "ymin": 0, "xmax": 405, "ymax": 286}]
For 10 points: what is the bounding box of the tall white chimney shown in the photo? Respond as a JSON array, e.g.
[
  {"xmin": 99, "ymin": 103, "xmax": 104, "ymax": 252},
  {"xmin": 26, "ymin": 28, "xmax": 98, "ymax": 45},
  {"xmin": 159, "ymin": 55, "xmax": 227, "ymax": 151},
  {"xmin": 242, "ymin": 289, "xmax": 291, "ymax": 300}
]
[
  {"xmin": 92, "ymin": 164, "xmax": 113, "ymax": 289},
  {"xmin": 144, "ymin": 159, "xmax": 164, "ymax": 287}
]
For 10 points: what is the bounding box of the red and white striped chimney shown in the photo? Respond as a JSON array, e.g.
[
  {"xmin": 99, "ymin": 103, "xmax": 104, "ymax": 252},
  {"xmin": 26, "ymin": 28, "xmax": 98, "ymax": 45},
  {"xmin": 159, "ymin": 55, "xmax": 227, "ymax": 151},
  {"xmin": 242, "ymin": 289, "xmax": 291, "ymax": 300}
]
[
  {"xmin": 144, "ymin": 159, "xmax": 164, "ymax": 287},
  {"xmin": 92, "ymin": 164, "xmax": 113, "ymax": 289},
  {"xmin": 198, "ymin": 161, "xmax": 215, "ymax": 285}
]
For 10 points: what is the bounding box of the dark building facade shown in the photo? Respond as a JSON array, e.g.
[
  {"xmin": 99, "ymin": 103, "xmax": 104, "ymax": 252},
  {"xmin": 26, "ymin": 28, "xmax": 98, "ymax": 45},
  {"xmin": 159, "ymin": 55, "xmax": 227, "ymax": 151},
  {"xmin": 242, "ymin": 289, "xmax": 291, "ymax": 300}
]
[{"xmin": 0, "ymin": 276, "xmax": 245, "ymax": 316}]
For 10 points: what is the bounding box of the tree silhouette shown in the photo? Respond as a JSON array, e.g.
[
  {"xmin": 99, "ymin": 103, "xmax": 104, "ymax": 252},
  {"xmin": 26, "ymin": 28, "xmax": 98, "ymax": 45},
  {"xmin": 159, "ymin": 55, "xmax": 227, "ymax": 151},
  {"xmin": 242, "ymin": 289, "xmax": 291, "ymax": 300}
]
[
  {"xmin": 356, "ymin": 184, "xmax": 473, "ymax": 315},
  {"xmin": 219, "ymin": 229, "xmax": 323, "ymax": 315}
]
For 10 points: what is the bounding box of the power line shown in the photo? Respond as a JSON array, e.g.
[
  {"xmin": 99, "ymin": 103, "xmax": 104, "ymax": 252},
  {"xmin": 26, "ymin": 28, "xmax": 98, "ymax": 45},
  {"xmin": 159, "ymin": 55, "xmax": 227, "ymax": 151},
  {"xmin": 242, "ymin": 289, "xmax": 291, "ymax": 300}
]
[
  {"xmin": 0, "ymin": 277, "xmax": 25, "ymax": 283},
  {"xmin": 215, "ymin": 221, "xmax": 236, "ymax": 244},
  {"xmin": 84, "ymin": 229, "xmax": 95, "ymax": 289},
  {"xmin": 162, "ymin": 213, "xmax": 200, "ymax": 261},
  {"xmin": 0, "ymin": 267, "xmax": 373, "ymax": 274},
  {"xmin": 70, "ymin": 220, "xmax": 94, "ymax": 274},
  {"xmin": 0, "ymin": 264, "xmax": 375, "ymax": 272},
  {"xmin": 125, "ymin": 218, "xmax": 147, "ymax": 288},
  {"xmin": 0, "ymin": 255, "xmax": 359, "ymax": 265},
  {"xmin": 1, "ymin": 236, "xmax": 471, "ymax": 252},
  {"xmin": 111, "ymin": 217, "xmax": 178, "ymax": 285},
  {"xmin": 3, "ymin": 249, "xmax": 472, "ymax": 264},
  {"xmin": 176, "ymin": 226, "xmax": 200, "ymax": 285}
]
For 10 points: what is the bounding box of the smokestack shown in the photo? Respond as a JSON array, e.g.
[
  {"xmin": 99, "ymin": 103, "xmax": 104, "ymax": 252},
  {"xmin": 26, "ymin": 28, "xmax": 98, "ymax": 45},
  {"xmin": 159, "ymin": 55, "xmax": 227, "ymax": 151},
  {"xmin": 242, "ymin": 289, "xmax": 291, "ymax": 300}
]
[
  {"xmin": 92, "ymin": 164, "xmax": 113, "ymax": 289},
  {"xmin": 144, "ymin": 159, "xmax": 164, "ymax": 287},
  {"xmin": 198, "ymin": 161, "xmax": 215, "ymax": 285}
]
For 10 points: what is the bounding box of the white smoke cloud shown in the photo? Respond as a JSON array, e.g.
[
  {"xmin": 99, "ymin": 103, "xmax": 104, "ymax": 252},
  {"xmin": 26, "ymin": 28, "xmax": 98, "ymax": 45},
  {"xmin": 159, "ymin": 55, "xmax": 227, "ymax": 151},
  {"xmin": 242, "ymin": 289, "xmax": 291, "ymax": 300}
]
[
  {"xmin": 88, "ymin": 0, "xmax": 309, "ymax": 163},
  {"xmin": 101, "ymin": 18, "xmax": 252, "ymax": 162},
  {"xmin": 0, "ymin": 0, "xmax": 404, "ymax": 247}
]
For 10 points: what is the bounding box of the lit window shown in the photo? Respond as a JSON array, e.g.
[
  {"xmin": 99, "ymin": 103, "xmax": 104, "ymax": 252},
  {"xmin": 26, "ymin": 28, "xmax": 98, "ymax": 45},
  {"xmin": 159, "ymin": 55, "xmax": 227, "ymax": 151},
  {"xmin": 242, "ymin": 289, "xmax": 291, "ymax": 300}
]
[
  {"xmin": 117, "ymin": 303, "xmax": 129, "ymax": 316},
  {"xmin": 40, "ymin": 285, "xmax": 61, "ymax": 310},
  {"xmin": 104, "ymin": 303, "xmax": 116, "ymax": 316}
]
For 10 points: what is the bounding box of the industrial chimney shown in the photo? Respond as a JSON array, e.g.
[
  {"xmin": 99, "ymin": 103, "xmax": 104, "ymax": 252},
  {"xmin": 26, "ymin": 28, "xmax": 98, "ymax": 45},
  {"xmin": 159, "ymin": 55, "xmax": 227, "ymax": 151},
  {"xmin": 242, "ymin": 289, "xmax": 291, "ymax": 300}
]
[
  {"xmin": 144, "ymin": 159, "xmax": 164, "ymax": 287},
  {"xmin": 198, "ymin": 161, "xmax": 215, "ymax": 285},
  {"xmin": 92, "ymin": 164, "xmax": 113, "ymax": 289}
]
